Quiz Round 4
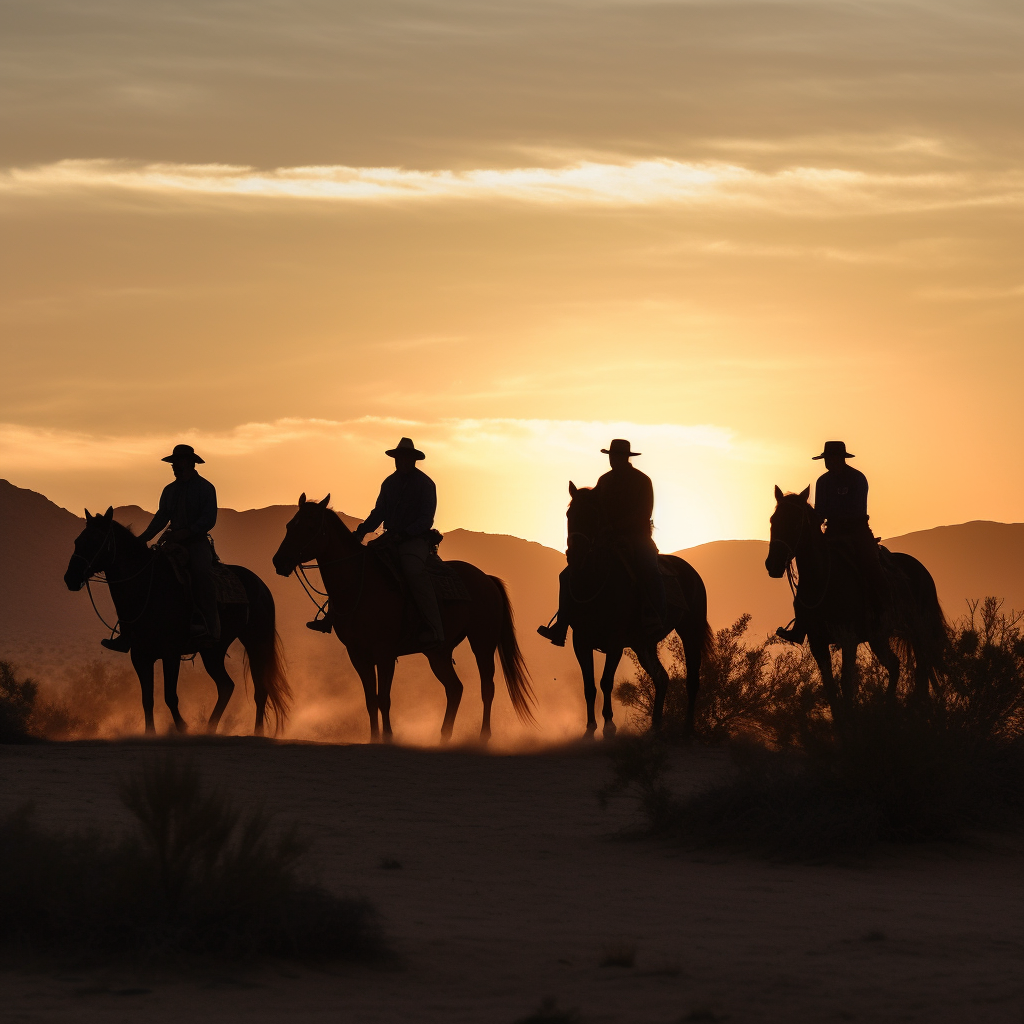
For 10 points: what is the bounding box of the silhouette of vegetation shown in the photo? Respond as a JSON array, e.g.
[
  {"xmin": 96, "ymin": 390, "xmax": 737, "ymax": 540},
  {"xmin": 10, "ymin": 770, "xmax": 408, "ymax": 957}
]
[
  {"xmin": 0, "ymin": 757, "xmax": 383, "ymax": 962},
  {"xmin": 0, "ymin": 660, "xmax": 39, "ymax": 742},
  {"xmin": 617, "ymin": 615, "xmax": 831, "ymax": 747},
  {"xmin": 515, "ymin": 997, "xmax": 581, "ymax": 1024},
  {"xmin": 607, "ymin": 600, "xmax": 1024, "ymax": 857}
]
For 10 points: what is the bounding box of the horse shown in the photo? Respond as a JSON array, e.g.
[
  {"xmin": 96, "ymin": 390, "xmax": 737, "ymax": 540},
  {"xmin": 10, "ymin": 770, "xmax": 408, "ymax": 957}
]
[
  {"xmin": 562, "ymin": 483, "xmax": 712, "ymax": 737},
  {"xmin": 765, "ymin": 486, "xmax": 947, "ymax": 716},
  {"xmin": 64, "ymin": 507, "xmax": 290, "ymax": 735},
  {"xmin": 271, "ymin": 494, "xmax": 535, "ymax": 743}
]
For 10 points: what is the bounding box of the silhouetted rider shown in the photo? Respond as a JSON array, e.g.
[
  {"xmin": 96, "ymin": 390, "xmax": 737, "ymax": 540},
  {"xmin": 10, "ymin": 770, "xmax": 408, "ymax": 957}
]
[
  {"xmin": 101, "ymin": 443, "xmax": 220, "ymax": 653},
  {"xmin": 776, "ymin": 440, "xmax": 887, "ymax": 644},
  {"xmin": 538, "ymin": 438, "xmax": 666, "ymax": 647},
  {"xmin": 309, "ymin": 437, "xmax": 444, "ymax": 646}
]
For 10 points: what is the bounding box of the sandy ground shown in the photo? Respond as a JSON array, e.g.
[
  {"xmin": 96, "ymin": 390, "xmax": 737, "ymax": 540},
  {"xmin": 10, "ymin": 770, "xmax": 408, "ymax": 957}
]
[{"xmin": 2, "ymin": 739, "xmax": 1023, "ymax": 1024}]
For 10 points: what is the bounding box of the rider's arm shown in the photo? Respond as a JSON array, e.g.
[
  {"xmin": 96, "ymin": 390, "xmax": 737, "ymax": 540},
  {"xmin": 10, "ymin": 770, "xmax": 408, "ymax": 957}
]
[
  {"xmin": 403, "ymin": 475, "xmax": 436, "ymax": 537},
  {"xmin": 356, "ymin": 481, "xmax": 389, "ymax": 538},
  {"xmin": 137, "ymin": 485, "xmax": 172, "ymax": 543},
  {"xmin": 185, "ymin": 479, "xmax": 217, "ymax": 539}
]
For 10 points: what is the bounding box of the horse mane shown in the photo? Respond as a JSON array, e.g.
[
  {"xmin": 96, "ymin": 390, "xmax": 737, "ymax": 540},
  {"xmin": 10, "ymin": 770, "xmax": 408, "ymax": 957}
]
[{"xmin": 107, "ymin": 517, "xmax": 149, "ymax": 551}]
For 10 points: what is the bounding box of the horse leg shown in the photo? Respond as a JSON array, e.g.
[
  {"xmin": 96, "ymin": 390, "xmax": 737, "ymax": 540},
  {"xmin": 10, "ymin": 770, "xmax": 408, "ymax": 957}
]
[
  {"xmin": 869, "ymin": 638, "xmax": 901, "ymax": 701},
  {"xmin": 681, "ymin": 622, "xmax": 704, "ymax": 738},
  {"xmin": 470, "ymin": 641, "xmax": 496, "ymax": 744},
  {"xmin": 199, "ymin": 647, "xmax": 236, "ymax": 735},
  {"xmin": 635, "ymin": 643, "xmax": 669, "ymax": 733},
  {"xmin": 161, "ymin": 655, "xmax": 188, "ymax": 734},
  {"xmin": 809, "ymin": 635, "xmax": 841, "ymax": 720},
  {"xmin": 131, "ymin": 650, "xmax": 157, "ymax": 734},
  {"xmin": 572, "ymin": 631, "xmax": 598, "ymax": 737},
  {"xmin": 376, "ymin": 658, "xmax": 396, "ymax": 742},
  {"xmin": 426, "ymin": 647, "xmax": 464, "ymax": 742},
  {"xmin": 840, "ymin": 640, "xmax": 861, "ymax": 706},
  {"xmin": 599, "ymin": 648, "xmax": 622, "ymax": 737},
  {"xmin": 349, "ymin": 651, "xmax": 380, "ymax": 741}
]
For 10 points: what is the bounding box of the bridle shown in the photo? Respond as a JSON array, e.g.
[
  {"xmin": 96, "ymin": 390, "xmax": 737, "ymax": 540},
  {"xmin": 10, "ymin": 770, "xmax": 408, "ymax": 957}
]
[
  {"xmin": 772, "ymin": 501, "xmax": 831, "ymax": 611},
  {"xmin": 289, "ymin": 504, "xmax": 365, "ymax": 619},
  {"xmin": 72, "ymin": 521, "xmax": 157, "ymax": 636}
]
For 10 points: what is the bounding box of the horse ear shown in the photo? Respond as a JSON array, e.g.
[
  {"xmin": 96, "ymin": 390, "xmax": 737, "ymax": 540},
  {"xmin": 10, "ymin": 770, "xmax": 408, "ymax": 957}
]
[
  {"xmin": 84, "ymin": 508, "xmax": 92, "ymax": 520},
  {"xmin": 774, "ymin": 485, "xmax": 784, "ymax": 502},
  {"xmin": 298, "ymin": 492, "xmax": 306, "ymax": 506},
  {"xmin": 799, "ymin": 485, "xmax": 811, "ymax": 501},
  {"xmin": 568, "ymin": 481, "xmax": 578, "ymax": 497},
  {"xmin": 319, "ymin": 494, "xmax": 330, "ymax": 507},
  {"xmin": 103, "ymin": 506, "xmax": 114, "ymax": 520}
]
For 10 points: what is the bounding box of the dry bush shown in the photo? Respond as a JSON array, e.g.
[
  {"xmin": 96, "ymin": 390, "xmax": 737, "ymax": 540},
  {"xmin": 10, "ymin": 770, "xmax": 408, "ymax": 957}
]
[
  {"xmin": 616, "ymin": 615, "xmax": 833, "ymax": 747},
  {"xmin": 606, "ymin": 601, "xmax": 1024, "ymax": 857},
  {"xmin": 0, "ymin": 661, "xmax": 39, "ymax": 743},
  {"xmin": 0, "ymin": 757, "xmax": 383, "ymax": 962}
]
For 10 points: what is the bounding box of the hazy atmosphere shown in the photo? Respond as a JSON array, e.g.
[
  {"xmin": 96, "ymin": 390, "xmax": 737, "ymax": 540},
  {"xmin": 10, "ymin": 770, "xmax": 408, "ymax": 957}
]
[{"xmin": 2, "ymin": 0, "xmax": 1021, "ymax": 549}]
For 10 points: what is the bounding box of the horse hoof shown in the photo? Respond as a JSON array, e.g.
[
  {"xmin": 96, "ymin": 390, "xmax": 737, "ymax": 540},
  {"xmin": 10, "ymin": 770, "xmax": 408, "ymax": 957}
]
[{"xmin": 603, "ymin": 721, "xmax": 617, "ymax": 738}]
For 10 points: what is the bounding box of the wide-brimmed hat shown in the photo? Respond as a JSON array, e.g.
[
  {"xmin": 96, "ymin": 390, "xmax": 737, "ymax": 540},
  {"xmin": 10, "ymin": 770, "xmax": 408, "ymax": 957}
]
[
  {"xmin": 813, "ymin": 440, "xmax": 855, "ymax": 461},
  {"xmin": 385, "ymin": 437, "xmax": 425, "ymax": 460},
  {"xmin": 601, "ymin": 438, "xmax": 641, "ymax": 457},
  {"xmin": 161, "ymin": 444, "xmax": 205, "ymax": 464}
]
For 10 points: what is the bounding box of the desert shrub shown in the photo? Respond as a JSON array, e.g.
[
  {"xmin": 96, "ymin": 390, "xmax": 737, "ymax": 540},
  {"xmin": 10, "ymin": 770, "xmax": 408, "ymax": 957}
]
[
  {"xmin": 606, "ymin": 601, "xmax": 1024, "ymax": 857},
  {"xmin": 0, "ymin": 660, "xmax": 39, "ymax": 743},
  {"xmin": 23, "ymin": 660, "xmax": 143, "ymax": 739},
  {"xmin": 0, "ymin": 757, "xmax": 383, "ymax": 962},
  {"xmin": 616, "ymin": 616, "xmax": 832, "ymax": 746}
]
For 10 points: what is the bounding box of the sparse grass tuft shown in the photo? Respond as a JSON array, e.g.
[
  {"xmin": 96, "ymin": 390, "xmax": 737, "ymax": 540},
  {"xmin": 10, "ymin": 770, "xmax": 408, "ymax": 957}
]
[
  {"xmin": 0, "ymin": 757, "xmax": 384, "ymax": 963},
  {"xmin": 515, "ymin": 997, "xmax": 581, "ymax": 1024},
  {"xmin": 606, "ymin": 600, "xmax": 1024, "ymax": 858}
]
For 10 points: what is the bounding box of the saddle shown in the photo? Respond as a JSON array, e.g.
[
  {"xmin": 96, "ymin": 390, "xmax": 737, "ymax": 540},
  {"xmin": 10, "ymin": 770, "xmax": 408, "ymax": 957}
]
[
  {"xmin": 367, "ymin": 532, "xmax": 472, "ymax": 603},
  {"xmin": 160, "ymin": 540, "xmax": 249, "ymax": 605}
]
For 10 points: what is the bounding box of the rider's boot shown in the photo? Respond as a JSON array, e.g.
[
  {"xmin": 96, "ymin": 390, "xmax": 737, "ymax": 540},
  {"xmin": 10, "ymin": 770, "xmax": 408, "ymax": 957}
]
[
  {"xmin": 537, "ymin": 616, "xmax": 568, "ymax": 647},
  {"xmin": 100, "ymin": 633, "xmax": 132, "ymax": 653},
  {"xmin": 775, "ymin": 623, "xmax": 806, "ymax": 645},
  {"xmin": 306, "ymin": 616, "xmax": 333, "ymax": 633}
]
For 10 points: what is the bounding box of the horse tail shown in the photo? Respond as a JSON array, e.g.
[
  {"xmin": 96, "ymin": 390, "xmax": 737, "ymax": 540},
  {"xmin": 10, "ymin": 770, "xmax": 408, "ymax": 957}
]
[
  {"xmin": 915, "ymin": 561, "xmax": 948, "ymax": 689},
  {"xmin": 240, "ymin": 575, "xmax": 292, "ymax": 734},
  {"xmin": 490, "ymin": 575, "xmax": 536, "ymax": 725},
  {"xmin": 701, "ymin": 618, "xmax": 714, "ymax": 660}
]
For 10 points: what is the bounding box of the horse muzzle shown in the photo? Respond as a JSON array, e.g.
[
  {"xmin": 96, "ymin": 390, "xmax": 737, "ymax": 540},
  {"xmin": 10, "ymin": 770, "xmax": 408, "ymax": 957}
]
[
  {"xmin": 64, "ymin": 567, "xmax": 85, "ymax": 591},
  {"xmin": 764, "ymin": 541, "xmax": 789, "ymax": 579}
]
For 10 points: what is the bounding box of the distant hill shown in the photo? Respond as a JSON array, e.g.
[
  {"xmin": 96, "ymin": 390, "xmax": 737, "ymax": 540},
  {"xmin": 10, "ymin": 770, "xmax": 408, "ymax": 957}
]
[{"xmin": 2, "ymin": 478, "xmax": 1021, "ymax": 741}]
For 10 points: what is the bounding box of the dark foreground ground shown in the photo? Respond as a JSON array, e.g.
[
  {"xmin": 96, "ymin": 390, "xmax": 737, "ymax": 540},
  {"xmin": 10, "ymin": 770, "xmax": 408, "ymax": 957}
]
[{"xmin": 2, "ymin": 739, "xmax": 1022, "ymax": 1023}]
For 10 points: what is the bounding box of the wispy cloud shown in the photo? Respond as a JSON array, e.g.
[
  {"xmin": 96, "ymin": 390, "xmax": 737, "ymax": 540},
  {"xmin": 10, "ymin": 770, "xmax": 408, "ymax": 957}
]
[
  {"xmin": 1, "ymin": 416, "xmax": 784, "ymax": 550},
  {"xmin": 2, "ymin": 158, "xmax": 1020, "ymax": 215}
]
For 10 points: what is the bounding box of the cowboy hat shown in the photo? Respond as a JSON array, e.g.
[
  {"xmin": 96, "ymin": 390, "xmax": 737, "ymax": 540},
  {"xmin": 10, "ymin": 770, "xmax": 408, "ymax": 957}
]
[
  {"xmin": 161, "ymin": 444, "xmax": 205, "ymax": 464},
  {"xmin": 385, "ymin": 437, "xmax": 425, "ymax": 460},
  {"xmin": 601, "ymin": 438, "xmax": 641, "ymax": 457},
  {"xmin": 813, "ymin": 440, "xmax": 855, "ymax": 460}
]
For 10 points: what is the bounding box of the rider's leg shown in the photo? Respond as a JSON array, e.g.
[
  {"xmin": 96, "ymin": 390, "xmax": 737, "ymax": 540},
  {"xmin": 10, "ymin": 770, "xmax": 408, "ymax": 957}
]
[
  {"xmin": 186, "ymin": 539, "xmax": 220, "ymax": 641},
  {"xmin": 537, "ymin": 568, "xmax": 570, "ymax": 646},
  {"xmin": 306, "ymin": 602, "xmax": 333, "ymax": 632},
  {"xmin": 776, "ymin": 611, "xmax": 806, "ymax": 645},
  {"xmin": 636, "ymin": 538, "xmax": 666, "ymax": 630},
  {"xmin": 399, "ymin": 536, "xmax": 444, "ymax": 644}
]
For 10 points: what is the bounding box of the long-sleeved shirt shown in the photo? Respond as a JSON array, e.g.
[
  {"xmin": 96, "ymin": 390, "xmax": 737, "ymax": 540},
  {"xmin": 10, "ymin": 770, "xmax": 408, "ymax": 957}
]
[
  {"xmin": 594, "ymin": 466, "xmax": 654, "ymax": 538},
  {"xmin": 360, "ymin": 468, "xmax": 437, "ymax": 538},
  {"xmin": 141, "ymin": 472, "xmax": 218, "ymax": 541},
  {"xmin": 814, "ymin": 466, "xmax": 869, "ymax": 525}
]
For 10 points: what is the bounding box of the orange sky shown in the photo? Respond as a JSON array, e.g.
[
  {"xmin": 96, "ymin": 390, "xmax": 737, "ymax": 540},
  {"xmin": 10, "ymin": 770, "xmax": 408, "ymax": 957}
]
[{"xmin": 1, "ymin": 0, "xmax": 1021, "ymax": 551}]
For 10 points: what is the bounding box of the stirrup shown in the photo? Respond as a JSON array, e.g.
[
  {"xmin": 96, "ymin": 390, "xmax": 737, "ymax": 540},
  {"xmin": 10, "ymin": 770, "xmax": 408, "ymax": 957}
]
[
  {"xmin": 537, "ymin": 623, "xmax": 567, "ymax": 647},
  {"xmin": 306, "ymin": 617, "xmax": 333, "ymax": 633},
  {"xmin": 775, "ymin": 625, "xmax": 803, "ymax": 645},
  {"xmin": 100, "ymin": 634, "xmax": 132, "ymax": 653}
]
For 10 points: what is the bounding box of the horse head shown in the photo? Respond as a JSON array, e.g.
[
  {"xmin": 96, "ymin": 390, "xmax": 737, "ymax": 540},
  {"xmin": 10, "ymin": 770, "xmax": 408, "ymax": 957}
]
[
  {"xmin": 273, "ymin": 493, "xmax": 336, "ymax": 576},
  {"xmin": 565, "ymin": 481, "xmax": 609, "ymax": 566},
  {"xmin": 65, "ymin": 506, "xmax": 117, "ymax": 591},
  {"xmin": 765, "ymin": 484, "xmax": 819, "ymax": 578}
]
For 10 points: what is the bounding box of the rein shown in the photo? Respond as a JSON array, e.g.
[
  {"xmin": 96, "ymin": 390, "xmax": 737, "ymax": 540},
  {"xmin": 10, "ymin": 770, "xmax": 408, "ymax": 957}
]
[
  {"xmin": 565, "ymin": 530, "xmax": 610, "ymax": 604},
  {"xmin": 289, "ymin": 506, "xmax": 367, "ymax": 621},
  {"xmin": 76, "ymin": 525, "xmax": 158, "ymax": 636},
  {"xmin": 777, "ymin": 505, "xmax": 832, "ymax": 611}
]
